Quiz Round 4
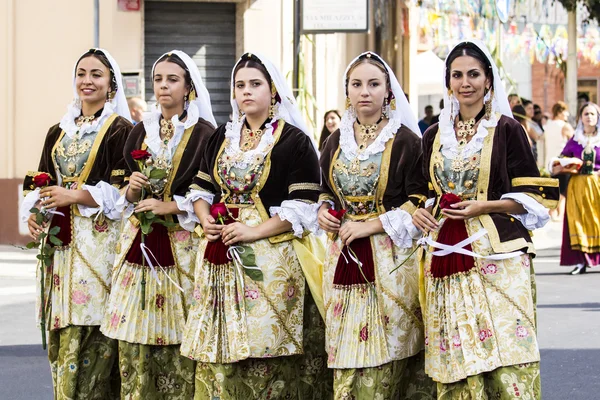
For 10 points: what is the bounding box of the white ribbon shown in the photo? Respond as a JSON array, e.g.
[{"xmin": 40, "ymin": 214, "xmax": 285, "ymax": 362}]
[
  {"xmin": 139, "ymin": 243, "xmax": 184, "ymax": 292},
  {"xmin": 424, "ymin": 228, "xmax": 523, "ymax": 260}
]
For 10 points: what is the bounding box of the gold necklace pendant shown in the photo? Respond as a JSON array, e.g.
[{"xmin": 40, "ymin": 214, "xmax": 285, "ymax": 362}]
[
  {"xmin": 160, "ymin": 118, "xmax": 174, "ymax": 142},
  {"xmin": 357, "ymin": 122, "xmax": 379, "ymax": 151},
  {"xmin": 75, "ymin": 114, "xmax": 96, "ymax": 127},
  {"xmin": 240, "ymin": 128, "xmax": 264, "ymax": 151},
  {"xmin": 456, "ymin": 118, "xmax": 476, "ymax": 139}
]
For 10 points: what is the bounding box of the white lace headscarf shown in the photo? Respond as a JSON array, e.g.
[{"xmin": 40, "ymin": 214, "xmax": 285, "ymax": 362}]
[
  {"xmin": 342, "ymin": 51, "xmax": 420, "ymax": 137},
  {"xmin": 573, "ymin": 102, "xmax": 600, "ymax": 147},
  {"xmin": 438, "ymin": 39, "xmax": 513, "ymax": 159},
  {"xmin": 150, "ymin": 50, "xmax": 217, "ymax": 128},
  {"xmin": 229, "ymin": 52, "xmax": 317, "ymax": 152},
  {"xmin": 59, "ymin": 48, "xmax": 131, "ymax": 138}
]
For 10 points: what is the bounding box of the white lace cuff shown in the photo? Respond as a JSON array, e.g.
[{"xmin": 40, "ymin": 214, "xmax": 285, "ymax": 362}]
[
  {"xmin": 115, "ymin": 192, "xmax": 135, "ymax": 219},
  {"xmin": 269, "ymin": 200, "xmax": 319, "ymax": 238},
  {"xmin": 501, "ymin": 192, "xmax": 550, "ymax": 230},
  {"xmin": 78, "ymin": 181, "xmax": 122, "ymax": 220},
  {"xmin": 20, "ymin": 189, "xmax": 41, "ymax": 223},
  {"xmin": 425, "ymin": 197, "xmax": 435, "ymax": 208},
  {"xmin": 173, "ymin": 194, "xmax": 198, "ymax": 232},
  {"xmin": 379, "ymin": 208, "xmax": 420, "ymax": 248}
]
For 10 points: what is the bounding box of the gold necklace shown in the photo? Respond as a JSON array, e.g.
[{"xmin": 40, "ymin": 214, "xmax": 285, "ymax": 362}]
[
  {"xmin": 240, "ymin": 119, "xmax": 268, "ymax": 151},
  {"xmin": 455, "ymin": 118, "xmax": 476, "ymax": 147},
  {"xmin": 356, "ymin": 116, "xmax": 383, "ymax": 151},
  {"xmin": 75, "ymin": 114, "xmax": 96, "ymax": 127},
  {"xmin": 160, "ymin": 118, "xmax": 174, "ymax": 143}
]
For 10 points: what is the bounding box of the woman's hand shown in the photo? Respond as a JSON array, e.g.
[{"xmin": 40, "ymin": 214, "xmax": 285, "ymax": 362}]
[
  {"xmin": 412, "ymin": 208, "xmax": 438, "ymax": 233},
  {"xmin": 134, "ymin": 199, "xmax": 171, "ymax": 216},
  {"xmin": 39, "ymin": 186, "xmax": 75, "ymax": 209},
  {"xmin": 27, "ymin": 213, "xmax": 47, "ymax": 241},
  {"xmin": 126, "ymin": 172, "xmax": 148, "ymax": 202},
  {"xmin": 221, "ymin": 222, "xmax": 258, "ymax": 246},
  {"xmin": 441, "ymin": 200, "xmax": 487, "ymax": 220},
  {"xmin": 318, "ymin": 203, "xmax": 341, "ymax": 233},
  {"xmin": 201, "ymin": 215, "xmax": 223, "ymax": 242},
  {"xmin": 339, "ymin": 220, "xmax": 379, "ymax": 246}
]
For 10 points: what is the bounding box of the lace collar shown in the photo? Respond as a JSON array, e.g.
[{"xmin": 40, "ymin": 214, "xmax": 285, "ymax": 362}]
[
  {"xmin": 338, "ymin": 111, "xmax": 401, "ymax": 161},
  {"xmin": 573, "ymin": 128, "xmax": 600, "ymax": 148},
  {"xmin": 143, "ymin": 102, "xmax": 200, "ymax": 155},
  {"xmin": 223, "ymin": 116, "xmax": 277, "ymax": 169},
  {"xmin": 438, "ymin": 111, "xmax": 499, "ymax": 159},
  {"xmin": 59, "ymin": 101, "xmax": 116, "ymax": 139}
]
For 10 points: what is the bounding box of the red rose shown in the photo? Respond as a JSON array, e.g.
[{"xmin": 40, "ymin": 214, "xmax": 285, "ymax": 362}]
[
  {"xmin": 33, "ymin": 173, "xmax": 52, "ymax": 188},
  {"xmin": 328, "ymin": 208, "xmax": 347, "ymax": 221},
  {"xmin": 210, "ymin": 203, "xmax": 228, "ymax": 223},
  {"xmin": 439, "ymin": 193, "xmax": 462, "ymax": 210},
  {"xmin": 131, "ymin": 149, "xmax": 151, "ymax": 160}
]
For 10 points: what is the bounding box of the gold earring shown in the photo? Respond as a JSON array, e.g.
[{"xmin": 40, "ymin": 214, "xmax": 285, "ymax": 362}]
[
  {"xmin": 345, "ymin": 97, "xmax": 351, "ymax": 110},
  {"xmin": 269, "ymin": 97, "xmax": 276, "ymax": 119},
  {"xmin": 485, "ymin": 89, "xmax": 493, "ymax": 119},
  {"xmin": 390, "ymin": 98, "xmax": 396, "ymax": 111}
]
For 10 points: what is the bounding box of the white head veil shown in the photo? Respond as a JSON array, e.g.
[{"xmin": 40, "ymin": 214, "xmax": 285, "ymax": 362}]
[
  {"xmin": 439, "ymin": 39, "xmax": 512, "ymax": 128},
  {"xmin": 59, "ymin": 48, "xmax": 131, "ymax": 137},
  {"xmin": 151, "ymin": 50, "xmax": 217, "ymax": 128},
  {"xmin": 342, "ymin": 51, "xmax": 420, "ymax": 137},
  {"xmin": 229, "ymin": 52, "xmax": 317, "ymax": 150}
]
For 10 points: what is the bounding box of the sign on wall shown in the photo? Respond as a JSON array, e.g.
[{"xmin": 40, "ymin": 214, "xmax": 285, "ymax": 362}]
[{"xmin": 302, "ymin": 0, "xmax": 369, "ymax": 34}]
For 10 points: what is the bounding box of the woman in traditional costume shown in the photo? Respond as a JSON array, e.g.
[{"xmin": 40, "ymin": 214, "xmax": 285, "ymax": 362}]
[
  {"xmin": 180, "ymin": 52, "xmax": 332, "ymax": 399},
  {"xmin": 317, "ymin": 51, "xmax": 435, "ymax": 399},
  {"xmin": 553, "ymin": 102, "xmax": 600, "ymax": 274},
  {"xmin": 20, "ymin": 48, "xmax": 133, "ymax": 399},
  {"xmin": 100, "ymin": 50, "xmax": 216, "ymax": 398},
  {"xmin": 413, "ymin": 39, "xmax": 558, "ymax": 399}
]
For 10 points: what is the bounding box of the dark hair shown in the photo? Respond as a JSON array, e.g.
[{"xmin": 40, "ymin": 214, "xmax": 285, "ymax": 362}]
[
  {"xmin": 76, "ymin": 49, "xmax": 118, "ymax": 93},
  {"xmin": 154, "ymin": 53, "xmax": 193, "ymax": 90},
  {"xmin": 533, "ymin": 104, "xmax": 541, "ymax": 111},
  {"xmin": 578, "ymin": 93, "xmax": 590, "ymax": 102},
  {"xmin": 445, "ymin": 42, "xmax": 493, "ymax": 89},
  {"xmin": 512, "ymin": 104, "xmax": 528, "ymax": 125},
  {"xmin": 318, "ymin": 110, "xmax": 341, "ymax": 151},
  {"xmin": 233, "ymin": 53, "xmax": 273, "ymax": 91},
  {"xmin": 425, "ymin": 105, "xmax": 433, "ymax": 111},
  {"xmin": 521, "ymin": 98, "xmax": 532, "ymax": 107}
]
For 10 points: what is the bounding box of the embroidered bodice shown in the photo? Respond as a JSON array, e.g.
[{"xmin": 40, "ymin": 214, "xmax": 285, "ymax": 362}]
[
  {"xmin": 432, "ymin": 145, "xmax": 482, "ymax": 199},
  {"xmin": 217, "ymin": 145, "xmax": 266, "ymax": 205},
  {"xmin": 54, "ymin": 130, "xmax": 99, "ymax": 187},
  {"xmin": 332, "ymin": 150, "xmax": 382, "ymax": 216}
]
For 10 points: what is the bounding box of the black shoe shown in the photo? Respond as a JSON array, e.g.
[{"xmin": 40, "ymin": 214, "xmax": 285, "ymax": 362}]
[{"xmin": 570, "ymin": 265, "xmax": 586, "ymax": 275}]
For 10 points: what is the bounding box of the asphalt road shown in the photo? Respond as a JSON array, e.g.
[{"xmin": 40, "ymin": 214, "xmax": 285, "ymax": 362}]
[{"xmin": 0, "ymin": 223, "xmax": 598, "ymax": 399}]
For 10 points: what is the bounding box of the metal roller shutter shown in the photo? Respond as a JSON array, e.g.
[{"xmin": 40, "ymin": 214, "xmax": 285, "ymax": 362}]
[{"xmin": 144, "ymin": 1, "xmax": 236, "ymax": 125}]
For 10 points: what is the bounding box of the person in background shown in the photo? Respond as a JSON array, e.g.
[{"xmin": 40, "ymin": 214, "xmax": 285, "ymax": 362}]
[
  {"xmin": 127, "ymin": 97, "xmax": 147, "ymax": 125},
  {"xmin": 532, "ymin": 104, "xmax": 545, "ymax": 169},
  {"xmin": 318, "ymin": 109, "xmax": 341, "ymax": 151},
  {"xmin": 553, "ymin": 102, "xmax": 600, "ymax": 275},
  {"xmin": 544, "ymin": 101, "xmax": 574, "ymax": 221},
  {"xmin": 512, "ymin": 104, "xmax": 533, "ymax": 147},
  {"xmin": 419, "ymin": 104, "xmax": 435, "ymax": 133},
  {"xmin": 577, "ymin": 93, "xmax": 590, "ymax": 117},
  {"xmin": 430, "ymin": 98, "xmax": 443, "ymax": 125},
  {"xmin": 521, "ymin": 99, "xmax": 541, "ymax": 160},
  {"xmin": 508, "ymin": 93, "xmax": 521, "ymax": 109}
]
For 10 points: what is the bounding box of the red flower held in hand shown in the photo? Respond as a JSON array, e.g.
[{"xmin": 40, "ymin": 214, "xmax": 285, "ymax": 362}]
[
  {"xmin": 131, "ymin": 149, "xmax": 151, "ymax": 160},
  {"xmin": 439, "ymin": 193, "xmax": 462, "ymax": 210},
  {"xmin": 328, "ymin": 208, "xmax": 347, "ymax": 221},
  {"xmin": 33, "ymin": 173, "xmax": 52, "ymax": 188},
  {"xmin": 210, "ymin": 203, "xmax": 228, "ymax": 224}
]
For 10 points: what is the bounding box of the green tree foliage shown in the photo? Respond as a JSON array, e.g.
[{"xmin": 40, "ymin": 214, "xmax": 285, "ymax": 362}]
[{"xmin": 555, "ymin": 0, "xmax": 600, "ymax": 22}]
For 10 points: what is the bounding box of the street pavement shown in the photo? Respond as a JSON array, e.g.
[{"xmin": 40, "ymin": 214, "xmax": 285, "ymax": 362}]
[{"xmin": 0, "ymin": 219, "xmax": 598, "ymax": 399}]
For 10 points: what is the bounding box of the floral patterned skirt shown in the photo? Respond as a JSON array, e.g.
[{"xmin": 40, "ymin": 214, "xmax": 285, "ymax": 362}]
[
  {"xmin": 333, "ymin": 351, "xmax": 436, "ymax": 400},
  {"xmin": 194, "ymin": 291, "xmax": 333, "ymax": 399},
  {"xmin": 436, "ymin": 362, "xmax": 540, "ymax": 400},
  {"xmin": 101, "ymin": 221, "xmax": 197, "ymax": 345},
  {"xmin": 423, "ymin": 217, "xmax": 539, "ymax": 384},
  {"xmin": 118, "ymin": 341, "xmax": 195, "ymax": 400},
  {"xmin": 48, "ymin": 326, "xmax": 119, "ymax": 400}
]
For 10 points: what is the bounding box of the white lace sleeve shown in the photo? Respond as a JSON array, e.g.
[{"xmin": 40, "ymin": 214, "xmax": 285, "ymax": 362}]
[
  {"xmin": 501, "ymin": 192, "xmax": 550, "ymax": 230},
  {"xmin": 20, "ymin": 189, "xmax": 40, "ymax": 223},
  {"xmin": 174, "ymin": 189, "xmax": 214, "ymax": 232},
  {"xmin": 269, "ymin": 200, "xmax": 320, "ymax": 238},
  {"xmin": 425, "ymin": 197, "xmax": 436, "ymax": 208},
  {"xmin": 115, "ymin": 192, "xmax": 135, "ymax": 219},
  {"xmin": 78, "ymin": 182, "xmax": 122, "ymax": 220},
  {"xmin": 379, "ymin": 208, "xmax": 420, "ymax": 248}
]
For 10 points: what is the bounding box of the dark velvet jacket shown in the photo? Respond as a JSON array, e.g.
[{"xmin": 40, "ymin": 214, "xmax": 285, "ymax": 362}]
[
  {"xmin": 319, "ymin": 124, "xmax": 428, "ymax": 216},
  {"xmin": 422, "ymin": 114, "xmax": 559, "ymax": 255},
  {"xmin": 24, "ymin": 115, "xmax": 132, "ymax": 196},
  {"xmin": 191, "ymin": 120, "xmax": 321, "ymax": 242},
  {"xmin": 112, "ymin": 118, "xmax": 215, "ymax": 211}
]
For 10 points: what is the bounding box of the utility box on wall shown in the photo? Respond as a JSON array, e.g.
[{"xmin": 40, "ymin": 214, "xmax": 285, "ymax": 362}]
[{"xmin": 122, "ymin": 71, "xmax": 143, "ymax": 99}]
